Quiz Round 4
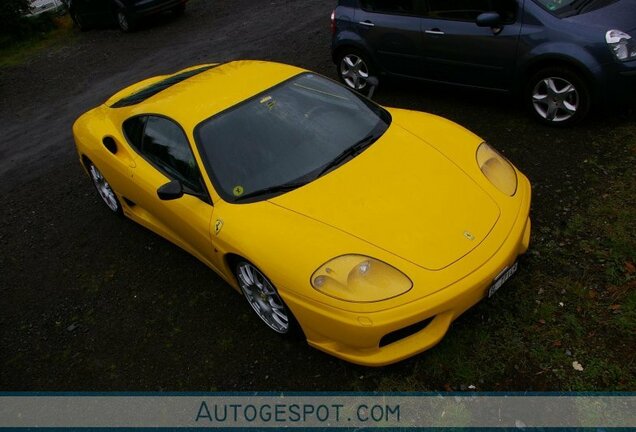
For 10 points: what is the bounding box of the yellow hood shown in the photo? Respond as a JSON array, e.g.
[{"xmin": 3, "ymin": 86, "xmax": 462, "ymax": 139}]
[{"xmin": 270, "ymin": 123, "xmax": 500, "ymax": 271}]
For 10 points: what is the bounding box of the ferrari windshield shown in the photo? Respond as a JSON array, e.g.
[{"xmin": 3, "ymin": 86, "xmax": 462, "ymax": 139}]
[{"xmin": 195, "ymin": 73, "xmax": 390, "ymax": 203}]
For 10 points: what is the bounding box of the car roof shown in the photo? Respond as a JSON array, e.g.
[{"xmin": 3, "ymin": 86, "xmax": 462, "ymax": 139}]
[{"xmin": 105, "ymin": 60, "xmax": 305, "ymax": 131}]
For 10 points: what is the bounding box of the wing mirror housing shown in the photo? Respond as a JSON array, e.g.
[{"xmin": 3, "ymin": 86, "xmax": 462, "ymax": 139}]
[
  {"xmin": 157, "ymin": 180, "xmax": 184, "ymax": 201},
  {"xmin": 476, "ymin": 12, "xmax": 502, "ymax": 28},
  {"xmin": 367, "ymin": 76, "xmax": 379, "ymax": 99}
]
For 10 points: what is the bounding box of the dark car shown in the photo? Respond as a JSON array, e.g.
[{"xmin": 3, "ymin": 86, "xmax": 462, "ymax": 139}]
[
  {"xmin": 331, "ymin": 0, "xmax": 636, "ymax": 125},
  {"xmin": 65, "ymin": 0, "xmax": 187, "ymax": 32}
]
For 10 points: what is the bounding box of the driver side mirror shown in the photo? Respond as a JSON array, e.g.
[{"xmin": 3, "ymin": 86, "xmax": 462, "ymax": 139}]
[
  {"xmin": 476, "ymin": 11, "xmax": 502, "ymax": 28},
  {"xmin": 367, "ymin": 76, "xmax": 379, "ymax": 99},
  {"xmin": 157, "ymin": 179, "xmax": 184, "ymax": 201}
]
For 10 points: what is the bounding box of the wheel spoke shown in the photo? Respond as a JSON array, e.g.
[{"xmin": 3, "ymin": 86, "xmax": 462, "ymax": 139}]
[
  {"xmin": 562, "ymin": 100, "xmax": 577, "ymax": 114},
  {"xmin": 546, "ymin": 103, "xmax": 557, "ymax": 121},
  {"xmin": 546, "ymin": 78, "xmax": 559, "ymax": 95}
]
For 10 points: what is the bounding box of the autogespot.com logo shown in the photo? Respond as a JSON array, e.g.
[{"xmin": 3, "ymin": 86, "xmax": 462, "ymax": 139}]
[{"xmin": 195, "ymin": 401, "xmax": 401, "ymax": 425}]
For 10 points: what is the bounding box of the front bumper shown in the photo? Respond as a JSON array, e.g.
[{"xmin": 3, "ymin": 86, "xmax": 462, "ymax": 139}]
[
  {"xmin": 598, "ymin": 58, "xmax": 636, "ymax": 107},
  {"xmin": 283, "ymin": 177, "xmax": 532, "ymax": 367}
]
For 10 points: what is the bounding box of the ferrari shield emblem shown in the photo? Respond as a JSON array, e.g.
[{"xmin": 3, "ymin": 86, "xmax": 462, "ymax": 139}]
[{"xmin": 214, "ymin": 219, "xmax": 224, "ymax": 235}]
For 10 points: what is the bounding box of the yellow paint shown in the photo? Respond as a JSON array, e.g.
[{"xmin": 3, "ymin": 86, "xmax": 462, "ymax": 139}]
[{"xmin": 72, "ymin": 61, "xmax": 532, "ymax": 366}]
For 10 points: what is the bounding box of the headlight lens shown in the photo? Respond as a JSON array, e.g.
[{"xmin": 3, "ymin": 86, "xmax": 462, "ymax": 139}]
[
  {"xmin": 476, "ymin": 142, "xmax": 517, "ymax": 196},
  {"xmin": 311, "ymin": 255, "xmax": 412, "ymax": 302},
  {"xmin": 606, "ymin": 30, "xmax": 636, "ymax": 61}
]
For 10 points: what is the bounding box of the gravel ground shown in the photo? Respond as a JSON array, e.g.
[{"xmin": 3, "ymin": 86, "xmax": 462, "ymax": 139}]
[{"xmin": 1, "ymin": 0, "xmax": 634, "ymax": 390}]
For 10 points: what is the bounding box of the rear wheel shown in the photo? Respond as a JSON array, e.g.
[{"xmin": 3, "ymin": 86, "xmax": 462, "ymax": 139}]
[
  {"xmin": 71, "ymin": 10, "xmax": 89, "ymax": 31},
  {"xmin": 526, "ymin": 67, "xmax": 590, "ymax": 126},
  {"xmin": 87, "ymin": 160, "xmax": 123, "ymax": 216},
  {"xmin": 337, "ymin": 48, "xmax": 375, "ymax": 92},
  {"xmin": 172, "ymin": 3, "xmax": 186, "ymax": 16},
  {"xmin": 116, "ymin": 9, "xmax": 136, "ymax": 32}
]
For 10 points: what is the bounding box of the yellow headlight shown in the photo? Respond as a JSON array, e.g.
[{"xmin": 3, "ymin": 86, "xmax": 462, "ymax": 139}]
[
  {"xmin": 476, "ymin": 142, "xmax": 517, "ymax": 196},
  {"xmin": 311, "ymin": 255, "xmax": 412, "ymax": 302}
]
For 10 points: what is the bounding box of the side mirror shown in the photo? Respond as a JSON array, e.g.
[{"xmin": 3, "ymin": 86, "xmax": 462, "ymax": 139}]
[
  {"xmin": 157, "ymin": 180, "xmax": 184, "ymax": 201},
  {"xmin": 366, "ymin": 76, "xmax": 379, "ymax": 99},
  {"xmin": 476, "ymin": 11, "xmax": 502, "ymax": 28}
]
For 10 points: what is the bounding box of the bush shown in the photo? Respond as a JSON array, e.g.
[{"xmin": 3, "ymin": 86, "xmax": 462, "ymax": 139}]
[{"xmin": 0, "ymin": 0, "xmax": 31, "ymax": 38}]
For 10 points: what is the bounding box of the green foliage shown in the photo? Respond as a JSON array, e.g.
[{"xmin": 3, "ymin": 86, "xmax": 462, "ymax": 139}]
[{"xmin": 0, "ymin": 0, "xmax": 31, "ymax": 38}]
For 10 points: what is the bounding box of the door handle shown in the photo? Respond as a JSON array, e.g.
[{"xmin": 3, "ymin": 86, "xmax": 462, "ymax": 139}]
[
  {"xmin": 358, "ymin": 20, "xmax": 375, "ymax": 27},
  {"xmin": 425, "ymin": 29, "xmax": 444, "ymax": 35}
]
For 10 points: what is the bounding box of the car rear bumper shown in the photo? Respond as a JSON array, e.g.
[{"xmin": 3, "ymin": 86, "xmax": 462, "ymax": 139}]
[{"xmin": 283, "ymin": 177, "xmax": 532, "ymax": 366}]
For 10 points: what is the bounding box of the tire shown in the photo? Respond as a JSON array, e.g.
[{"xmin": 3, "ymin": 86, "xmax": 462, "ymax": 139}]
[
  {"xmin": 525, "ymin": 67, "xmax": 591, "ymax": 126},
  {"xmin": 172, "ymin": 3, "xmax": 186, "ymax": 17},
  {"xmin": 86, "ymin": 160, "xmax": 123, "ymax": 216},
  {"xmin": 70, "ymin": 10, "xmax": 89, "ymax": 31},
  {"xmin": 234, "ymin": 260, "xmax": 302, "ymax": 338},
  {"xmin": 336, "ymin": 48, "xmax": 375, "ymax": 92},
  {"xmin": 116, "ymin": 9, "xmax": 136, "ymax": 32}
]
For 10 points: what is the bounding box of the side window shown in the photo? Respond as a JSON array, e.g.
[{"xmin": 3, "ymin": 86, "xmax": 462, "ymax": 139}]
[
  {"xmin": 425, "ymin": 0, "xmax": 516, "ymax": 22},
  {"xmin": 360, "ymin": 0, "xmax": 416, "ymax": 15},
  {"xmin": 141, "ymin": 116, "xmax": 204, "ymax": 193},
  {"xmin": 123, "ymin": 116, "xmax": 146, "ymax": 151}
]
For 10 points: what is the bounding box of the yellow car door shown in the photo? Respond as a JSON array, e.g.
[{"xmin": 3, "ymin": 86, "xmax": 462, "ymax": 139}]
[{"xmin": 122, "ymin": 114, "xmax": 221, "ymax": 272}]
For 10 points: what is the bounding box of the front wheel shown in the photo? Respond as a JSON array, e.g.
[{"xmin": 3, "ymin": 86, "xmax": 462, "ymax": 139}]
[
  {"xmin": 235, "ymin": 261, "xmax": 299, "ymax": 336},
  {"xmin": 336, "ymin": 49, "xmax": 374, "ymax": 92},
  {"xmin": 526, "ymin": 67, "xmax": 590, "ymax": 126}
]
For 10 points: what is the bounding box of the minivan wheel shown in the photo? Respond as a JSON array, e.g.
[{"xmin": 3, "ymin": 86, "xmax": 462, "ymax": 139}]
[
  {"xmin": 526, "ymin": 67, "xmax": 590, "ymax": 126},
  {"xmin": 71, "ymin": 10, "xmax": 89, "ymax": 31},
  {"xmin": 337, "ymin": 49, "xmax": 374, "ymax": 91},
  {"xmin": 116, "ymin": 9, "xmax": 135, "ymax": 32}
]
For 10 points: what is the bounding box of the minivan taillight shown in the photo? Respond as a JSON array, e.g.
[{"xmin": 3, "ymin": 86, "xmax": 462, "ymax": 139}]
[{"xmin": 330, "ymin": 10, "xmax": 336, "ymax": 35}]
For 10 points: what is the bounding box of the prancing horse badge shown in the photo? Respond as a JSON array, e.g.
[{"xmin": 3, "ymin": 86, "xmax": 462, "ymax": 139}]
[{"xmin": 214, "ymin": 219, "xmax": 224, "ymax": 235}]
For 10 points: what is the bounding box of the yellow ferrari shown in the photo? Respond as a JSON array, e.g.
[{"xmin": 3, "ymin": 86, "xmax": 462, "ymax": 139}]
[{"xmin": 73, "ymin": 61, "xmax": 531, "ymax": 366}]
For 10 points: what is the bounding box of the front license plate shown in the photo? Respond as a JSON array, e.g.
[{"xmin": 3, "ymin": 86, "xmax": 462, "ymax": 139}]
[{"xmin": 488, "ymin": 262, "xmax": 518, "ymax": 298}]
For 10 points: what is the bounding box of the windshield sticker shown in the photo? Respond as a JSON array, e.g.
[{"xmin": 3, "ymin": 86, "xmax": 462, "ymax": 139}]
[{"xmin": 232, "ymin": 185, "xmax": 244, "ymax": 197}]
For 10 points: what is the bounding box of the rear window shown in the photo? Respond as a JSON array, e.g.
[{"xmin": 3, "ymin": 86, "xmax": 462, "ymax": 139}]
[{"xmin": 111, "ymin": 65, "xmax": 217, "ymax": 108}]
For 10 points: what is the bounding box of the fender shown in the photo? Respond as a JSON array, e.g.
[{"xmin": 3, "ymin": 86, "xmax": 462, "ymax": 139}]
[{"xmin": 331, "ymin": 31, "xmax": 379, "ymax": 71}]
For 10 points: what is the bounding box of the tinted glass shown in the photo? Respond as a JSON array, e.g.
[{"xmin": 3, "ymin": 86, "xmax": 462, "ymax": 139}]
[
  {"xmin": 142, "ymin": 116, "xmax": 202, "ymax": 192},
  {"xmin": 122, "ymin": 116, "xmax": 146, "ymax": 151},
  {"xmin": 360, "ymin": 0, "xmax": 416, "ymax": 14},
  {"xmin": 425, "ymin": 0, "xmax": 516, "ymax": 22},
  {"xmin": 195, "ymin": 73, "xmax": 390, "ymax": 203},
  {"xmin": 111, "ymin": 65, "xmax": 217, "ymax": 108}
]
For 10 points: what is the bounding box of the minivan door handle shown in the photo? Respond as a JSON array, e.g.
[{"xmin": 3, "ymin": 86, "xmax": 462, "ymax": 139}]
[
  {"xmin": 425, "ymin": 28, "xmax": 445, "ymax": 35},
  {"xmin": 358, "ymin": 20, "xmax": 375, "ymax": 27}
]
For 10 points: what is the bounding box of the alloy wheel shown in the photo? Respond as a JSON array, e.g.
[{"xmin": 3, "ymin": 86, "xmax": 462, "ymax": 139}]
[
  {"xmin": 340, "ymin": 54, "xmax": 370, "ymax": 90},
  {"xmin": 236, "ymin": 262, "xmax": 290, "ymax": 334},
  {"xmin": 531, "ymin": 76, "xmax": 579, "ymax": 123},
  {"xmin": 89, "ymin": 164, "xmax": 119, "ymax": 212}
]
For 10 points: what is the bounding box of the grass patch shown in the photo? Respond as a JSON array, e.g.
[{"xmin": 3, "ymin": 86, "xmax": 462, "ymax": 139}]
[{"xmin": 0, "ymin": 14, "xmax": 75, "ymax": 68}]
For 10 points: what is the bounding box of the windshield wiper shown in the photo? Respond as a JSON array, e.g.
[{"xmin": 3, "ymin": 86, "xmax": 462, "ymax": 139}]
[
  {"xmin": 317, "ymin": 133, "xmax": 379, "ymax": 178},
  {"xmin": 234, "ymin": 180, "xmax": 310, "ymax": 201}
]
